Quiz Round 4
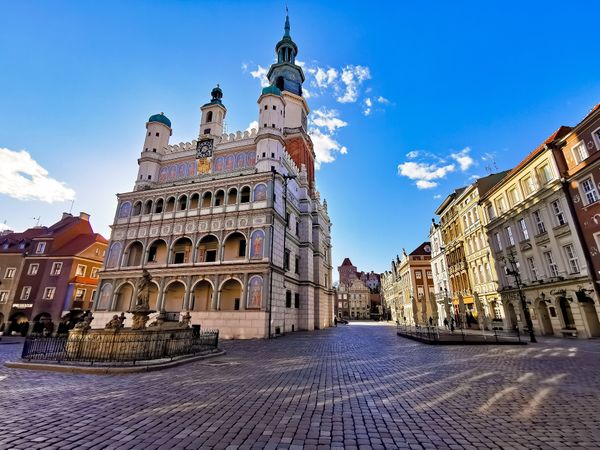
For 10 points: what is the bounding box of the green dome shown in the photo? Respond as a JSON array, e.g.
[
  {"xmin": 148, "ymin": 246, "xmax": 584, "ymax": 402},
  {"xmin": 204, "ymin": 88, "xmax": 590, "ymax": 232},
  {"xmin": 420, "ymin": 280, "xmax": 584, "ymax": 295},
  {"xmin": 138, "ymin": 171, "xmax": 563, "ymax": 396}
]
[
  {"xmin": 262, "ymin": 85, "xmax": 282, "ymax": 96},
  {"xmin": 148, "ymin": 113, "xmax": 171, "ymax": 128}
]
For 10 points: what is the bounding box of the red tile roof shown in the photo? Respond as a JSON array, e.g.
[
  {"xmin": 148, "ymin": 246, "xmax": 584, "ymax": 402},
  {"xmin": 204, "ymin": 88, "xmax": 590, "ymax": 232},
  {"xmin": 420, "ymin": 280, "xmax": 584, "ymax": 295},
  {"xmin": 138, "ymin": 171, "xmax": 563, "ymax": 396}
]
[
  {"xmin": 51, "ymin": 233, "xmax": 108, "ymax": 257},
  {"xmin": 480, "ymin": 126, "xmax": 572, "ymax": 201}
]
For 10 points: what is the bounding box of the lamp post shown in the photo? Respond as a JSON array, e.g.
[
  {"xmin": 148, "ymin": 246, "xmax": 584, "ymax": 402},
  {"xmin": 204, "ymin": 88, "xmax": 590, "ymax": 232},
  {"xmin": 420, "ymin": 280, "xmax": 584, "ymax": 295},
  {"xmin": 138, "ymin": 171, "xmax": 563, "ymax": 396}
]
[
  {"xmin": 503, "ymin": 251, "xmax": 536, "ymax": 343},
  {"xmin": 267, "ymin": 168, "xmax": 297, "ymax": 339}
]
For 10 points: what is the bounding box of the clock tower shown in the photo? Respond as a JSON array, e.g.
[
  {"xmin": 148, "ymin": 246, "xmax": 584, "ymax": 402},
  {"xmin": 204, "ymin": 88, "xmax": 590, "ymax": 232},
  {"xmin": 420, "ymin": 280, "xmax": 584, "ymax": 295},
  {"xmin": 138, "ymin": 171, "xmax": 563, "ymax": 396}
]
[
  {"xmin": 267, "ymin": 13, "xmax": 305, "ymax": 97},
  {"xmin": 199, "ymin": 85, "xmax": 226, "ymax": 138}
]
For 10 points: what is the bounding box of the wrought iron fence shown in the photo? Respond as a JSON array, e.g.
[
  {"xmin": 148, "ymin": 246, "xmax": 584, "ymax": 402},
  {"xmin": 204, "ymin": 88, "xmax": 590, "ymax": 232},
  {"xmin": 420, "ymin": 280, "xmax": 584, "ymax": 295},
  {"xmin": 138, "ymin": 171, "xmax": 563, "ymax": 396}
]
[
  {"xmin": 396, "ymin": 323, "xmax": 523, "ymax": 344},
  {"xmin": 21, "ymin": 329, "xmax": 219, "ymax": 364}
]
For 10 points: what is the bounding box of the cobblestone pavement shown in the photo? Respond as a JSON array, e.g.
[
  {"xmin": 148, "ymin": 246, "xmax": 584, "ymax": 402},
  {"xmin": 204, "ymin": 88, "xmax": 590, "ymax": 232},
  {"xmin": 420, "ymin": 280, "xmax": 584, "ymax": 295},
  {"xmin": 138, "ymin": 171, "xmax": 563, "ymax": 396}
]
[{"xmin": 1, "ymin": 322, "xmax": 600, "ymax": 450}]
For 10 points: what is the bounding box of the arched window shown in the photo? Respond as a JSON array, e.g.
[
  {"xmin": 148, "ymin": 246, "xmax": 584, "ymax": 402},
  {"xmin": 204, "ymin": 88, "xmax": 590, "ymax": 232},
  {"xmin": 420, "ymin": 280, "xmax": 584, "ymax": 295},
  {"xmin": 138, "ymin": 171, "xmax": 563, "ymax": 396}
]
[
  {"xmin": 227, "ymin": 188, "xmax": 238, "ymax": 205},
  {"xmin": 165, "ymin": 197, "xmax": 175, "ymax": 212},
  {"xmin": 214, "ymin": 190, "xmax": 225, "ymax": 206},
  {"xmin": 154, "ymin": 198, "xmax": 164, "ymax": 214},
  {"xmin": 190, "ymin": 193, "xmax": 200, "ymax": 209},
  {"xmin": 201, "ymin": 192, "xmax": 212, "ymax": 208},
  {"xmin": 206, "ymin": 111, "xmax": 213, "ymax": 123},
  {"xmin": 143, "ymin": 199, "xmax": 153, "ymax": 215},
  {"xmin": 240, "ymin": 186, "xmax": 251, "ymax": 203},
  {"xmin": 178, "ymin": 195, "xmax": 188, "ymax": 211},
  {"xmin": 132, "ymin": 201, "xmax": 142, "ymax": 216},
  {"xmin": 171, "ymin": 237, "xmax": 193, "ymax": 264}
]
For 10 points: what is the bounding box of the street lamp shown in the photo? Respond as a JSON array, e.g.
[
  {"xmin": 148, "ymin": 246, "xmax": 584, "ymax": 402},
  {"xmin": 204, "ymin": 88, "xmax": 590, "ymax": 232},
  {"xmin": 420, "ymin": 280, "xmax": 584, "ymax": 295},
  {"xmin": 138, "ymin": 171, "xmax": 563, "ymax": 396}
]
[
  {"xmin": 503, "ymin": 251, "xmax": 536, "ymax": 343},
  {"xmin": 267, "ymin": 168, "xmax": 297, "ymax": 339}
]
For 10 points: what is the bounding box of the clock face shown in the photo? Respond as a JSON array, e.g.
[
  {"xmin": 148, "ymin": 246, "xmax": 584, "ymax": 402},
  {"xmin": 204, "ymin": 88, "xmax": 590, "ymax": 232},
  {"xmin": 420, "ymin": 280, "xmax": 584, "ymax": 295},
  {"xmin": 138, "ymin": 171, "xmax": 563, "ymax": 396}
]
[{"xmin": 196, "ymin": 139, "xmax": 213, "ymax": 159}]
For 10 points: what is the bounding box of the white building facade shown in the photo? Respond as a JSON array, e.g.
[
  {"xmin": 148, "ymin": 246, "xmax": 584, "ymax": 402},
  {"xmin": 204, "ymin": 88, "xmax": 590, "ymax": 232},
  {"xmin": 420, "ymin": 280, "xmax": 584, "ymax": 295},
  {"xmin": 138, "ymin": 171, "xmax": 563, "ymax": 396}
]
[{"xmin": 93, "ymin": 15, "xmax": 334, "ymax": 339}]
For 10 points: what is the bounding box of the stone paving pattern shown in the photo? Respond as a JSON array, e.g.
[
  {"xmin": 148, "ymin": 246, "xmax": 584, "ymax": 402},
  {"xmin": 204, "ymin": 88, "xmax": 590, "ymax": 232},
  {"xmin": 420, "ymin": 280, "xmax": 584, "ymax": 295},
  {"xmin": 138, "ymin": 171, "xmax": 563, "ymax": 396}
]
[{"xmin": 1, "ymin": 322, "xmax": 599, "ymax": 449}]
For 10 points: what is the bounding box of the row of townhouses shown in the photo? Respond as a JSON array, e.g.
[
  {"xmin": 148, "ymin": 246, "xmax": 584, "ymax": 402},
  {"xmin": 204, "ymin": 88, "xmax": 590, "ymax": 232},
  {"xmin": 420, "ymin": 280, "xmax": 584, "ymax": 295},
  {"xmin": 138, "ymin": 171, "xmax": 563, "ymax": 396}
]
[{"xmin": 383, "ymin": 102, "xmax": 600, "ymax": 339}]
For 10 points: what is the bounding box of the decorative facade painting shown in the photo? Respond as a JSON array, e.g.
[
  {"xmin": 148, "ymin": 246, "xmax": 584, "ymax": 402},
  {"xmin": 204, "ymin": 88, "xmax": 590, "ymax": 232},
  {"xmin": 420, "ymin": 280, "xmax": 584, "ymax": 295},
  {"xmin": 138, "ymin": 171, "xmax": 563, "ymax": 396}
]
[
  {"xmin": 118, "ymin": 202, "xmax": 132, "ymax": 218},
  {"xmin": 106, "ymin": 242, "xmax": 122, "ymax": 269},
  {"xmin": 254, "ymin": 184, "xmax": 267, "ymax": 202},
  {"xmin": 250, "ymin": 229, "xmax": 265, "ymax": 259},
  {"xmin": 212, "ymin": 151, "xmax": 257, "ymax": 173},
  {"xmin": 247, "ymin": 275, "xmax": 264, "ymax": 309},
  {"xmin": 158, "ymin": 161, "xmax": 197, "ymax": 183},
  {"xmin": 96, "ymin": 283, "xmax": 113, "ymax": 310}
]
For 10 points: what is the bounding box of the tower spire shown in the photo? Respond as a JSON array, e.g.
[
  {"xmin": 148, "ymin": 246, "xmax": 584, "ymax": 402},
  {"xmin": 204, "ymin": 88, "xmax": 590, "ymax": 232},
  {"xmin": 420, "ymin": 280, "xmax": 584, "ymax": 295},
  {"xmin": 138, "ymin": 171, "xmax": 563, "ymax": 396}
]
[{"xmin": 284, "ymin": 7, "xmax": 290, "ymax": 37}]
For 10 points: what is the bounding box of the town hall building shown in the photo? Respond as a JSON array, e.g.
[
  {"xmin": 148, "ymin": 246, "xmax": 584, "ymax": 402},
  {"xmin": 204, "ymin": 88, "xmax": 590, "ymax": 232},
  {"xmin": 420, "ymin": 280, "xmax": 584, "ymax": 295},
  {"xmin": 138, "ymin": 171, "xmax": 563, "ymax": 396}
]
[{"xmin": 93, "ymin": 15, "xmax": 334, "ymax": 338}]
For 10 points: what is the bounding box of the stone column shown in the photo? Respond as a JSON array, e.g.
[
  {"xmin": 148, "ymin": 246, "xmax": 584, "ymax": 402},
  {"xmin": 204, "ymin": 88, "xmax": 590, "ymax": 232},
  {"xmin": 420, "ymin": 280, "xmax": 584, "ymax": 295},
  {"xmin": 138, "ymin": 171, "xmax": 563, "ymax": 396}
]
[
  {"xmin": 156, "ymin": 278, "xmax": 165, "ymax": 311},
  {"xmin": 212, "ymin": 276, "xmax": 220, "ymax": 310},
  {"xmin": 183, "ymin": 276, "xmax": 192, "ymax": 310},
  {"xmin": 240, "ymin": 273, "xmax": 248, "ymax": 310}
]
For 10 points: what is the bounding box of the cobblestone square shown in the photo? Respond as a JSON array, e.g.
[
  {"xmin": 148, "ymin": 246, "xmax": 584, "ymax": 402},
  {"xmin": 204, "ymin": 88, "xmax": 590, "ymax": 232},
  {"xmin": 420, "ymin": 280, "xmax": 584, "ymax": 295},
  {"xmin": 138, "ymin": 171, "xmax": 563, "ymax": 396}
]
[{"xmin": 1, "ymin": 323, "xmax": 599, "ymax": 449}]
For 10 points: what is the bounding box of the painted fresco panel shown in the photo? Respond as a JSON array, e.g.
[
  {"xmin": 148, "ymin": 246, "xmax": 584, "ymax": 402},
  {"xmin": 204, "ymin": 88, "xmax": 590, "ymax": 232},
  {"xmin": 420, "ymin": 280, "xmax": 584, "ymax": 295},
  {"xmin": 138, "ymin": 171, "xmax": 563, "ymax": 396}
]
[{"xmin": 247, "ymin": 275, "xmax": 263, "ymax": 309}]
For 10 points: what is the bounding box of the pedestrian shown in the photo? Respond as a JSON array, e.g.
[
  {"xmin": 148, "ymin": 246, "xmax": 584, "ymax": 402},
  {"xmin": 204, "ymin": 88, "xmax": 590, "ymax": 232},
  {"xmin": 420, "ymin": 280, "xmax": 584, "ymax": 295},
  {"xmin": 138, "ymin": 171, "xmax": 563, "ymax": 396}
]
[
  {"xmin": 334, "ymin": 317, "xmax": 338, "ymax": 327},
  {"xmin": 428, "ymin": 316, "xmax": 433, "ymax": 327},
  {"xmin": 443, "ymin": 317, "xmax": 449, "ymax": 329},
  {"xmin": 450, "ymin": 317, "xmax": 455, "ymax": 332}
]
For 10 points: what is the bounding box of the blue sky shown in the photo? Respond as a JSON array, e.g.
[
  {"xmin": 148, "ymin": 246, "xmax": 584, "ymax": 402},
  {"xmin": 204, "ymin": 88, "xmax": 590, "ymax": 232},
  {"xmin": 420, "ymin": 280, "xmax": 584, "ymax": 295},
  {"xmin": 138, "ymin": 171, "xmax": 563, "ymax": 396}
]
[{"xmin": 1, "ymin": 1, "xmax": 600, "ymax": 277}]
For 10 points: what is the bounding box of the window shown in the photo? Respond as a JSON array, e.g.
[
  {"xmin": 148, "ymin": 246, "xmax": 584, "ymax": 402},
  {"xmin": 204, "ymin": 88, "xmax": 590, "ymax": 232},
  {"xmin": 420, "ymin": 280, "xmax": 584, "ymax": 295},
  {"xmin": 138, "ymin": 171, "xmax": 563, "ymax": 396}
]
[
  {"xmin": 294, "ymin": 293, "xmax": 300, "ymax": 308},
  {"xmin": 415, "ymin": 270, "xmax": 422, "ymax": 279},
  {"xmin": 527, "ymin": 257, "xmax": 538, "ymax": 281},
  {"xmin": 505, "ymin": 226, "xmax": 515, "ymax": 246},
  {"xmin": 494, "ymin": 232, "xmax": 502, "ymax": 251},
  {"xmin": 426, "ymin": 270, "xmax": 433, "ymax": 279},
  {"xmin": 581, "ymin": 177, "xmax": 599, "ymax": 205},
  {"xmin": 295, "ymin": 256, "xmax": 300, "ymax": 274},
  {"xmin": 43, "ymin": 287, "xmax": 55, "ymax": 300},
  {"xmin": 286, "ymin": 290, "xmax": 292, "ymax": 308},
  {"xmin": 91, "ymin": 267, "xmax": 99, "ymax": 278},
  {"xmin": 509, "ymin": 188, "xmax": 521, "ymax": 205},
  {"xmin": 532, "ymin": 210, "xmax": 546, "ymax": 235},
  {"xmin": 593, "ymin": 127, "xmax": 600, "ymax": 150},
  {"xmin": 518, "ymin": 218, "xmax": 529, "ymax": 240},
  {"xmin": 572, "ymin": 141, "xmax": 588, "ymax": 165},
  {"xmin": 551, "ymin": 200, "xmax": 567, "ymax": 226},
  {"xmin": 537, "ymin": 164, "xmax": 554, "ymax": 184},
  {"xmin": 563, "ymin": 244, "xmax": 580, "ymax": 274},
  {"xmin": 21, "ymin": 286, "xmax": 31, "ymax": 300},
  {"xmin": 51, "ymin": 262, "xmax": 62, "ymax": 276},
  {"xmin": 0, "ymin": 291, "xmax": 8, "ymax": 304},
  {"xmin": 75, "ymin": 288, "xmax": 86, "ymax": 300},
  {"xmin": 522, "ymin": 176, "xmax": 537, "ymax": 195},
  {"xmin": 497, "ymin": 197, "xmax": 507, "ymax": 213},
  {"xmin": 27, "ymin": 264, "xmax": 39, "ymax": 276},
  {"xmin": 4, "ymin": 267, "xmax": 16, "ymax": 278},
  {"xmin": 76, "ymin": 264, "xmax": 86, "ymax": 276},
  {"xmin": 284, "ymin": 250, "xmax": 290, "ymax": 271},
  {"xmin": 543, "ymin": 251, "xmax": 559, "ymax": 277},
  {"xmin": 36, "ymin": 242, "xmax": 46, "ymax": 253}
]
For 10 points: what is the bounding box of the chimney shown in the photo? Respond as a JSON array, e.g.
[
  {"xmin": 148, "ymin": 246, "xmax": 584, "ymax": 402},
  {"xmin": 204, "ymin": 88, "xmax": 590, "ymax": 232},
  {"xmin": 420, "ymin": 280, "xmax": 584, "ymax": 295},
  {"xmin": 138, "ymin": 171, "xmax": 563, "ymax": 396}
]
[
  {"xmin": 79, "ymin": 212, "xmax": 90, "ymax": 221},
  {"xmin": 62, "ymin": 212, "xmax": 72, "ymax": 220}
]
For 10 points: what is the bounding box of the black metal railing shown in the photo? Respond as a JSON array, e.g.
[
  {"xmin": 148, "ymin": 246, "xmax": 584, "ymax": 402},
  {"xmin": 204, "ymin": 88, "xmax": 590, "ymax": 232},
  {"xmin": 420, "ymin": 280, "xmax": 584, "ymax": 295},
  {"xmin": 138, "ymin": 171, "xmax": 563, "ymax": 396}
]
[
  {"xmin": 21, "ymin": 330, "xmax": 219, "ymax": 364},
  {"xmin": 396, "ymin": 323, "xmax": 523, "ymax": 344}
]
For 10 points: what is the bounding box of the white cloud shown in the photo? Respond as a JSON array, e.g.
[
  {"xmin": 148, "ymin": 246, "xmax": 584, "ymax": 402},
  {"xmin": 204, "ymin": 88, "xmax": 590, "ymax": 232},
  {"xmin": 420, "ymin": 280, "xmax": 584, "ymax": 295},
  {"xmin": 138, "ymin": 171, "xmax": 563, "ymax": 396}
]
[
  {"xmin": 337, "ymin": 65, "xmax": 371, "ymax": 103},
  {"xmin": 433, "ymin": 194, "xmax": 442, "ymax": 199},
  {"xmin": 314, "ymin": 67, "xmax": 338, "ymax": 88},
  {"xmin": 245, "ymin": 120, "xmax": 258, "ymax": 133},
  {"xmin": 406, "ymin": 151, "xmax": 420, "ymax": 159},
  {"xmin": 309, "ymin": 128, "xmax": 347, "ymax": 169},
  {"xmin": 376, "ymin": 96, "xmax": 390, "ymax": 104},
  {"xmin": 417, "ymin": 180, "xmax": 438, "ymax": 189},
  {"xmin": 470, "ymin": 174, "xmax": 482, "ymax": 180},
  {"xmin": 397, "ymin": 161, "xmax": 456, "ymax": 189},
  {"xmin": 450, "ymin": 147, "xmax": 475, "ymax": 171},
  {"xmin": 0, "ymin": 148, "xmax": 76, "ymax": 203},
  {"xmin": 302, "ymin": 87, "xmax": 313, "ymax": 99},
  {"xmin": 311, "ymin": 108, "xmax": 347, "ymax": 133},
  {"xmin": 0, "ymin": 222, "xmax": 11, "ymax": 232},
  {"xmin": 362, "ymin": 98, "xmax": 372, "ymax": 116},
  {"xmin": 250, "ymin": 65, "xmax": 269, "ymax": 88}
]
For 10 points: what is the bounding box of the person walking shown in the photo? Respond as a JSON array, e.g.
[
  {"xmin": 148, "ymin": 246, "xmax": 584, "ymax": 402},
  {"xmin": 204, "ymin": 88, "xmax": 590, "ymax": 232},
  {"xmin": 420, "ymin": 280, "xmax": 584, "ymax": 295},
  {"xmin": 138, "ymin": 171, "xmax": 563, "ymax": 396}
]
[
  {"xmin": 334, "ymin": 317, "xmax": 338, "ymax": 327},
  {"xmin": 443, "ymin": 317, "xmax": 449, "ymax": 329}
]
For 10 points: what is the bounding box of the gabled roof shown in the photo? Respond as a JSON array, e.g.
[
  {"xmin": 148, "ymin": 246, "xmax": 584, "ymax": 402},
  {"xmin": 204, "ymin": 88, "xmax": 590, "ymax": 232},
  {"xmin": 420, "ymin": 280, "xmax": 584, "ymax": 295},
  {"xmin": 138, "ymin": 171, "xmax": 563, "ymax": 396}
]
[
  {"xmin": 409, "ymin": 242, "xmax": 431, "ymax": 256},
  {"xmin": 480, "ymin": 126, "xmax": 572, "ymax": 201},
  {"xmin": 0, "ymin": 228, "xmax": 48, "ymax": 253},
  {"xmin": 50, "ymin": 233, "xmax": 108, "ymax": 257}
]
